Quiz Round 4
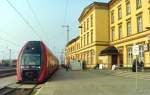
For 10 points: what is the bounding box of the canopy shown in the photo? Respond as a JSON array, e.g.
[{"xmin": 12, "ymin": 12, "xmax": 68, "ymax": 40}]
[{"xmin": 100, "ymin": 46, "xmax": 118, "ymax": 56}]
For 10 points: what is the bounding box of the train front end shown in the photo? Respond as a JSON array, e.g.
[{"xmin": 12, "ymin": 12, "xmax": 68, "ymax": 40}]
[{"xmin": 17, "ymin": 41, "xmax": 44, "ymax": 83}]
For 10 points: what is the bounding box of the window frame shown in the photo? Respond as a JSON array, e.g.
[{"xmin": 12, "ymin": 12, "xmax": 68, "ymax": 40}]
[
  {"xmin": 111, "ymin": 27, "xmax": 115, "ymax": 41},
  {"xmin": 127, "ymin": 20, "xmax": 132, "ymax": 36},
  {"xmin": 136, "ymin": 0, "xmax": 142, "ymax": 9},
  {"xmin": 137, "ymin": 14, "xmax": 143, "ymax": 33},
  {"xmin": 126, "ymin": 1, "xmax": 131, "ymax": 15},
  {"xmin": 118, "ymin": 24, "xmax": 122, "ymax": 39},
  {"xmin": 111, "ymin": 10, "xmax": 115, "ymax": 24},
  {"xmin": 118, "ymin": 5, "xmax": 122, "ymax": 20}
]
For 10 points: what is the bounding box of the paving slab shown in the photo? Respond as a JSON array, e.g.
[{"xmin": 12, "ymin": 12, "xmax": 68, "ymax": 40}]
[
  {"xmin": 0, "ymin": 75, "xmax": 16, "ymax": 88},
  {"xmin": 37, "ymin": 69, "xmax": 150, "ymax": 95}
]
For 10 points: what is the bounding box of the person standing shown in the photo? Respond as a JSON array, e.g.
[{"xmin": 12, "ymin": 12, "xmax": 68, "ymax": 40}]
[
  {"xmin": 82, "ymin": 60, "xmax": 86, "ymax": 70},
  {"xmin": 66, "ymin": 62, "xmax": 70, "ymax": 71},
  {"xmin": 140, "ymin": 61, "xmax": 144, "ymax": 72}
]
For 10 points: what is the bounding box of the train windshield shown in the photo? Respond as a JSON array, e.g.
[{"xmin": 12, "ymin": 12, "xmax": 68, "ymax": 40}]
[{"xmin": 21, "ymin": 54, "xmax": 41, "ymax": 65}]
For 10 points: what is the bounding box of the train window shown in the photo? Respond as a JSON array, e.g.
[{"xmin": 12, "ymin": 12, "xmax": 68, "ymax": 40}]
[{"xmin": 21, "ymin": 54, "xmax": 41, "ymax": 65}]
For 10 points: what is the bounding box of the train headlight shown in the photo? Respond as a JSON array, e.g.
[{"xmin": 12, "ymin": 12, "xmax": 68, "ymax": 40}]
[{"xmin": 37, "ymin": 66, "xmax": 40, "ymax": 69}]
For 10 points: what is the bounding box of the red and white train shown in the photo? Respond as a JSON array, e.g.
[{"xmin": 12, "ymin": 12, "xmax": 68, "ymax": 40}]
[{"xmin": 16, "ymin": 41, "xmax": 59, "ymax": 83}]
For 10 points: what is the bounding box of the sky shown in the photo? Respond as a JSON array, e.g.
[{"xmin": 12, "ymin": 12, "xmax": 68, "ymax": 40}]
[{"xmin": 0, "ymin": 0, "xmax": 110, "ymax": 60}]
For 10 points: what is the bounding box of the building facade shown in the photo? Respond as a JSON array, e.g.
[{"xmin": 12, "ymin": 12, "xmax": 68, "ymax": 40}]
[
  {"xmin": 65, "ymin": 0, "xmax": 150, "ymax": 69},
  {"xmin": 65, "ymin": 2, "xmax": 109, "ymax": 68},
  {"xmin": 109, "ymin": 0, "xmax": 150, "ymax": 67}
]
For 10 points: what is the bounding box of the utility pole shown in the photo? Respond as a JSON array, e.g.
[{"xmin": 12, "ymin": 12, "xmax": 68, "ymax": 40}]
[
  {"xmin": 7, "ymin": 47, "xmax": 11, "ymax": 66},
  {"xmin": 62, "ymin": 25, "xmax": 70, "ymax": 42},
  {"xmin": 9, "ymin": 49, "xmax": 11, "ymax": 66},
  {"xmin": 62, "ymin": 25, "xmax": 70, "ymax": 65}
]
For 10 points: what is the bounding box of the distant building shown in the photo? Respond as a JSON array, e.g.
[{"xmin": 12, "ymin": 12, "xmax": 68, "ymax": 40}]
[
  {"xmin": 0, "ymin": 59, "xmax": 16, "ymax": 66},
  {"xmin": 65, "ymin": 2, "xmax": 109, "ymax": 68}
]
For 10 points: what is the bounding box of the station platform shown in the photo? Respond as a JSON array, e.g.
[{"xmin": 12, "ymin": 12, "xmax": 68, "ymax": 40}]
[
  {"xmin": 36, "ymin": 69, "xmax": 104, "ymax": 95},
  {"xmin": 36, "ymin": 68, "xmax": 150, "ymax": 95}
]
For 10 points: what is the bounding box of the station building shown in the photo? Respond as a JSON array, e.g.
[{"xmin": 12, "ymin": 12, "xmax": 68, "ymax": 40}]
[
  {"xmin": 65, "ymin": 2, "xmax": 109, "ymax": 68},
  {"xmin": 65, "ymin": 0, "xmax": 150, "ymax": 69},
  {"xmin": 108, "ymin": 0, "xmax": 150, "ymax": 68}
]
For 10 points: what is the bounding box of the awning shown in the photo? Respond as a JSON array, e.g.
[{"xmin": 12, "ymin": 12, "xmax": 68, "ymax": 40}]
[{"xmin": 100, "ymin": 46, "xmax": 118, "ymax": 56}]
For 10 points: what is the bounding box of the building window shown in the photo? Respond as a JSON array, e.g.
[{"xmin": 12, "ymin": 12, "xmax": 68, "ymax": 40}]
[
  {"xmin": 137, "ymin": 15, "xmax": 143, "ymax": 32},
  {"xmin": 136, "ymin": 0, "xmax": 142, "ymax": 9},
  {"xmin": 111, "ymin": 10, "xmax": 115, "ymax": 23},
  {"xmin": 111, "ymin": 27, "xmax": 115, "ymax": 41},
  {"xmin": 149, "ymin": 9, "xmax": 150, "ymax": 23},
  {"xmin": 127, "ymin": 47, "xmax": 133, "ymax": 65},
  {"xmin": 139, "ymin": 45, "xmax": 144, "ymax": 62},
  {"xmin": 127, "ymin": 20, "xmax": 132, "ymax": 36},
  {"xmin": 90, "ymin": 14, "xmax": 93, "ymax": 27},
  {"xmin": 91, "ymin": 30, "xmax": 93, "ymax": 43},
  {"xmin": 87, "ymin": 18, "xmax": 89, "ymax": 30},
  {"xmin": 118, "ymin": 24, "xmax": 122, "ymax": 39},
  {"xmin": 84, "ymin": 22, "xmax": 86, "ymax": 32},
  {"xmin": 81, "ymin": 24, "xmax": 83, "ymax": 34},
  {"xmin": 126, "ymin": 1, "xmax": 131, "ymax": 15},
  {"xmin": 87, "ymin": 32, "xmax": 89, "ymax": 45},
  {"xmin": 81, "ymin": 37, "xmax": 82, "ymax": 48},
  {"xmin": 84, "ymin": 35, "xmax": 86, "ymax": 46},
  {"xmin": 118, "ymin": 6, "xmax": 122, "ymax": 20}
]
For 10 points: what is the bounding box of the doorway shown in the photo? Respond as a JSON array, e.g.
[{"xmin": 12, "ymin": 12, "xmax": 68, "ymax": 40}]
[
  {"xmin": 111, "ymin": 55, "xmax": 117, "ymax": 65},
  {"xmin": 119, "ymin": 49, "xmax": 123, "ymax": 67}
]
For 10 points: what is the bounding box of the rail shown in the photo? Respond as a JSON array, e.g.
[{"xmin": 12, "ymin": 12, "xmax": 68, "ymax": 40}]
[{"xmin": 0, "ymin": 83, "xmax": 38, "ymax": 95}]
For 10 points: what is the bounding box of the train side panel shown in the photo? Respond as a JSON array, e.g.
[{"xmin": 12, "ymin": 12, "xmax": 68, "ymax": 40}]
[
  {"xmin": 38, "ymin": 42, "xmax": 48, "ymax": 82},
  {"xmin": 16, "ymin": 44, "xmax": 27, "ymax": 82}
]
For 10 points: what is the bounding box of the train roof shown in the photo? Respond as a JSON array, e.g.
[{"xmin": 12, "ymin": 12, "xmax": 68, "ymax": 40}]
[{"xmin": 25, "ymin": 41, "xmax": 58, "ymax": 60}]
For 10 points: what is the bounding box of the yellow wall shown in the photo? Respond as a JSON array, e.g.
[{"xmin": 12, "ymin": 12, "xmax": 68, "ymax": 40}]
[
  {"xmin": 65, "ymin": 2, "xmax": 109, "ymax": 68},
  {"xmin": 109, "ymin": 0, "xmax": 150, "ymax": 67},
  {"xmin": 95, "ymin": 7, "xmax": 109, "ymax": 42},
  {"xmin": 65, "ymin": 0, "xmax": 150, "ymax": 68}
]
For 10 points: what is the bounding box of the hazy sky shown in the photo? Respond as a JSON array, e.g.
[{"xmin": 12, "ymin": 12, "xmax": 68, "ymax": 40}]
[{"xmin": 0, "ymin": 0, "xmax": 109, "ymax": 60}]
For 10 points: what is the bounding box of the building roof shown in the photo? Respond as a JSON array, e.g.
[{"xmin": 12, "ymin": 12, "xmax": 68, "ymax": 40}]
[
  {"xmin": 108, "ymin": 0, "xmax": 120, "ymax": 6},
  {"xmin": 66, "ymin": 36, "xmax": 79, "ymax": 47},
  {"xmin": 109, "ymin": 0, "xmax": 115, "ymax": 4},
  {"xmin": 78, "ymin": 2, "xmax": 108, "ymax": 22}
]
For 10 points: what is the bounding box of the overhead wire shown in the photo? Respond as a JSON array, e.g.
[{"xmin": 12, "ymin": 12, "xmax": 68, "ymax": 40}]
[
  {"xmin": 26, "ymin": 0, "xmax": 60, "ymax": 56},
  {"xmin": 26, "ymin": 0, "xmax": 49, "ymax": 42},
  {"xmin": 6, "ymin": 0, "xmax": 43, "ymax": 41},
  {"xmin": 0, "ymin": 30, "xmax": 21, "ymax": 43},
  {"xmin": 0, "ymin": 36, "xmax": 21, "ymax": 47},
  {"xmin": 26, "ymin": 0, "xmax": 62, "ymax": 50}
]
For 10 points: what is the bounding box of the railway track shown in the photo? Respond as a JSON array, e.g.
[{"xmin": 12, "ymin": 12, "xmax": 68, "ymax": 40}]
[
  {"xmin": 0, "ymin": 69, "xmax": 16, "ymax": 78},
  {"xmin": 0, "ymin": 83, "xmax": 39, "ymax": 95}
]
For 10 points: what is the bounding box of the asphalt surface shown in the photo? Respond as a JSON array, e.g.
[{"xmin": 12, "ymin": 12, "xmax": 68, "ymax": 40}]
[
  {"xmin": 0, "ymin": 75, "xmax": 16, "ymax": 89},
  {"xmin": 37, "ymin": 69, "xmax": 150, "ymax": 95}
]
